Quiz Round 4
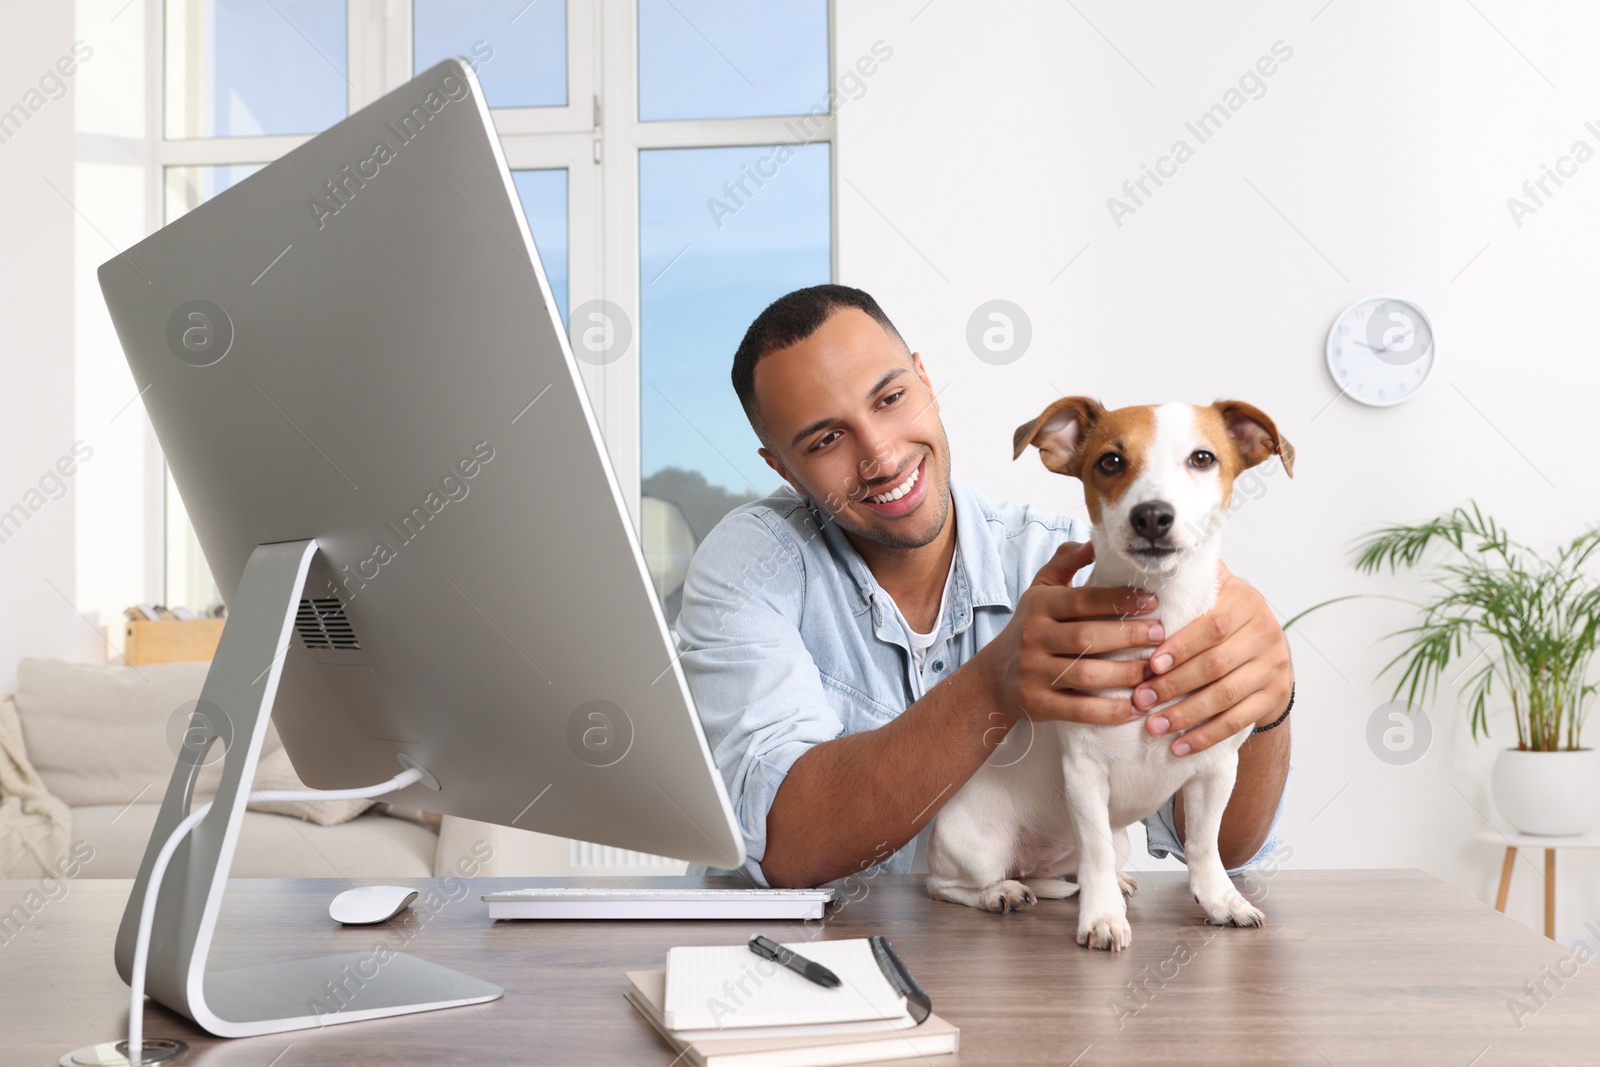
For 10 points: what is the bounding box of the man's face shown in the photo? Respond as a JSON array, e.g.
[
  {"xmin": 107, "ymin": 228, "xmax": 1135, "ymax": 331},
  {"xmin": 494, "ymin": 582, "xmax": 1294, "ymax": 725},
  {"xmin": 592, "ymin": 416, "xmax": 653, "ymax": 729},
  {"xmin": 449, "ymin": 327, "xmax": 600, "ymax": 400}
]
[{"xmin": 754, "ymin": 307, "xmax": 952, "ymax": 551}]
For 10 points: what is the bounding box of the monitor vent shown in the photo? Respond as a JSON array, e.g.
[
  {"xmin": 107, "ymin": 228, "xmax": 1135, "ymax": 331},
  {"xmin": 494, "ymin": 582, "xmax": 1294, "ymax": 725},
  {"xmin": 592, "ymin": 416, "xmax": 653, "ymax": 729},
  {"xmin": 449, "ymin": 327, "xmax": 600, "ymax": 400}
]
[{"xmin": 295, "ymin": 597, "xmax": 361, "ymax": 650}]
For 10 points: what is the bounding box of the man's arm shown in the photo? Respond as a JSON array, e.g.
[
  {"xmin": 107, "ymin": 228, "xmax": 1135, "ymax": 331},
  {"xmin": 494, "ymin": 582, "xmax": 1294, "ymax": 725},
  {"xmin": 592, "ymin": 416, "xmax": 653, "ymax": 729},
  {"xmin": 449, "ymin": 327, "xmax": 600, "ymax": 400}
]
[
  {"xmin": 762, "ymin": 543, "xmax": 1155, "ymax": 888},
  {"xmin": 678, "ymin": 521, "xmax": 1149, "ymax": 888},
  {"xmin": 761, "ymin": 636, "xmax": 1024, "ymax": 887},
  {"xmin": 1172, "ymin": 714, "xmax": 1290, "ymax": 868},
  {"xmin": 1132, "ymin": 562, "xmax": 1294, "ymax": 869}
]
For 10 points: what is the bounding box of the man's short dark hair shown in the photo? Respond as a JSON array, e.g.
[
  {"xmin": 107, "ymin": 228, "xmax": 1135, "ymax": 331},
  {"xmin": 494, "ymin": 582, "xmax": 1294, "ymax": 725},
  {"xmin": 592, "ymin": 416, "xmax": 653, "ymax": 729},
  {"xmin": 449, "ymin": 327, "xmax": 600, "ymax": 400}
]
[{"xmin": 731, "ymin": 284, "xmax": 907, "ymax": 442}]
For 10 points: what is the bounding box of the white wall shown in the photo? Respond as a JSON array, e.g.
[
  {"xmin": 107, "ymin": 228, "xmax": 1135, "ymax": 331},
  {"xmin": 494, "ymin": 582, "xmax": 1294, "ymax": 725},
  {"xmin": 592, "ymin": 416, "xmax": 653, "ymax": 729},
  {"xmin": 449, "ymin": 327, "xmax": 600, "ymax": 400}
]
[
  {"xmin": 1, "ymin": 0, "xmax": 158, "ymax": 690},
  {"xmin": 0, "ymin": 3, "xmax": 92, "ymax": 694},
  {"xmin": 73, "ymin": 0, "xmax": 163, "ymax": 648},
  {"xmin": 836, "ymin": 0, "xmax": 1600, "ymax": 944}
]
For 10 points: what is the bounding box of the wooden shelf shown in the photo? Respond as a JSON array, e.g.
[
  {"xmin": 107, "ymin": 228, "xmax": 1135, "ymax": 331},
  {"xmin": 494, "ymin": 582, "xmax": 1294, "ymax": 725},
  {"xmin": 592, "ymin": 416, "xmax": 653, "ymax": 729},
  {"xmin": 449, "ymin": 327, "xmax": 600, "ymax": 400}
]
[{"xmin": 123, "ymin": 618, "xmax": 226, "ymax": 665}]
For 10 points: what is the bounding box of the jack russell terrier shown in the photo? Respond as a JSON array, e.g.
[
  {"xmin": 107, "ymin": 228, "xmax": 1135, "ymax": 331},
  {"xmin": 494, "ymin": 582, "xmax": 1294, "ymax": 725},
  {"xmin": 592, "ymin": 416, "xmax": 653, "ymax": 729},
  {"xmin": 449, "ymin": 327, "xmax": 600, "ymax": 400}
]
[{"xmin": 926, "ymin": 398, "xmax": 1294, "ymax": 951}]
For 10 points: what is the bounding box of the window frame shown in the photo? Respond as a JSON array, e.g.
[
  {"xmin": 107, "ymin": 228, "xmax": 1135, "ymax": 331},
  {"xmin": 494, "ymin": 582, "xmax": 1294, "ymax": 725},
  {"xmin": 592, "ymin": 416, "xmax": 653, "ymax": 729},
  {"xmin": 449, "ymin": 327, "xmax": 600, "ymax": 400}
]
[{"xmin": 148, "ymin": 0, "xmax": 838, "ymax": 606}]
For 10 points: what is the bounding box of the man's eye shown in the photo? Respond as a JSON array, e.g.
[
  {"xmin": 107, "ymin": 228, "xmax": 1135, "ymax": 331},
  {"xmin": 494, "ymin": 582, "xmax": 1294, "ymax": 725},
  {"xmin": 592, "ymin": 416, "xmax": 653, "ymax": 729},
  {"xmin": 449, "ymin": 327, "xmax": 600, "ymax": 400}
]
[
  {"xmin": 879, "ymin": 389, "xmax": 905, "ymax": 408},
  {"xmin": 809, "ymin": 431, "xmax": 841, "ymax": 452},
  {"xmin": 1190, "ymin": 450, "xmax": 1217, "ymax": 470},
  {"xmin": 1095, "ymin": 453, "xmax": 1124, "ymax": 475}
]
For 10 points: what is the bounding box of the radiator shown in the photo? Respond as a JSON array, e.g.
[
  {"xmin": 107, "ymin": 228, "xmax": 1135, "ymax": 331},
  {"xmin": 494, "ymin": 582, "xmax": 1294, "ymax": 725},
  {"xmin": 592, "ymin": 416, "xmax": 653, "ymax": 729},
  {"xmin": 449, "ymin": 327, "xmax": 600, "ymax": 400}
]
[{"xmin": 568, "ymin": 841, "xmax": 688, "ymax": 876}]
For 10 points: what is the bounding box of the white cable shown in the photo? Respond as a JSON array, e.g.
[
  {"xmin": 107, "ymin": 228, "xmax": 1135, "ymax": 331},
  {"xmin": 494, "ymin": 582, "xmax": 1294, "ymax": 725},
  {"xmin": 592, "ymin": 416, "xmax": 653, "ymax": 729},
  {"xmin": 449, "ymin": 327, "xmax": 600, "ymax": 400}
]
[{"xmin": 124, "ymin": 765, "xmax": 426, "ymax": 1064}]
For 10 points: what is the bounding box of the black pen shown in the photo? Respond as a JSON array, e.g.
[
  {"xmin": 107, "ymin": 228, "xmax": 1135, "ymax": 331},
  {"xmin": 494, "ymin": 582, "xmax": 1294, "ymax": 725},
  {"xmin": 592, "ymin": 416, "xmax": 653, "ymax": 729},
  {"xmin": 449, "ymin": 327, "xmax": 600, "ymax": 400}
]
[{"xmin": 748, "ymin": 934, "xmax": 841, "ymax": 988}]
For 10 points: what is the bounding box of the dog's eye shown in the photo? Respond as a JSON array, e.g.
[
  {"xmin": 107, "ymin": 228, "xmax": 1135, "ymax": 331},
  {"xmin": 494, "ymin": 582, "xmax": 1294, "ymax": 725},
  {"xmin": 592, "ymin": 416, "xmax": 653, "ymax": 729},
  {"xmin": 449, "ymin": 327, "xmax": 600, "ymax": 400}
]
[
  {"xmin": 1095, "ymin": 452, "xmax": 1124, "ymax": 475},
  {"xmin": 1190, "ymin": 450, "xmax": 1217, "ymax": 469}
]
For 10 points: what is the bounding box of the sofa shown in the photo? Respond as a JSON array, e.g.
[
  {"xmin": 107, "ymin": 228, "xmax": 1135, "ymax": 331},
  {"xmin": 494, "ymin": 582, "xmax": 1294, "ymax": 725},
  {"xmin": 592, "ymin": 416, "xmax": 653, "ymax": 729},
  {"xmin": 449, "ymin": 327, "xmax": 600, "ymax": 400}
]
[{"xmin": 1, "ymin": 657, "xmax": 575, "ymax": 880}]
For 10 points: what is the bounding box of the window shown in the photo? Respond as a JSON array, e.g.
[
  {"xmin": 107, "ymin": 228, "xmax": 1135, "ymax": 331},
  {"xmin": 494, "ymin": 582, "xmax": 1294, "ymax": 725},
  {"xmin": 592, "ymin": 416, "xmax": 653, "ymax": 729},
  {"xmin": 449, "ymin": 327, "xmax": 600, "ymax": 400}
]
[
  {"xmin": 155, "ymin": 1, "xmax": 834, "ymax": 625},
  {"xmin": 414, "ymin": 0, "xmax": 567, "ymax": 109},
  {"xmin": 638, "ymin": 144, "xmax": 830, "ymax": 620},
  {"xmin": 511, "ymin": 169, "xmax": 571, "ymax": 325},
  {"xmin": 637, "ymin": 0, "xmax": 827, "ymax": 121},
  {"xmin": 164, "ymin": 0, "xmax": 347, "ymax": 139}
]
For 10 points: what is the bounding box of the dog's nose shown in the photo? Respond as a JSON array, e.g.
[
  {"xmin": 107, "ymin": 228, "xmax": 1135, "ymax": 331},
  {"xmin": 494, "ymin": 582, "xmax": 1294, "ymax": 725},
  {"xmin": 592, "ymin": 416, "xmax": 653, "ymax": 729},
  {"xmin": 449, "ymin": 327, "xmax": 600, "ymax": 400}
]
[{"xmin": 1130, "ymin": 502, "xmax": 1175, "ymax": 540}]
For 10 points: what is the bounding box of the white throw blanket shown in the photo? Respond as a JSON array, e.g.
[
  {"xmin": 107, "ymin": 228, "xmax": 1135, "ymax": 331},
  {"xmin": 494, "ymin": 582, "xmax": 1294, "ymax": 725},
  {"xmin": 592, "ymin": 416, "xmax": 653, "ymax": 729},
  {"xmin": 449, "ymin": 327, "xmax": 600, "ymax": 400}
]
[{"xmin": 0, "ymin": 695, "xmax": 71, "ymax": 879}]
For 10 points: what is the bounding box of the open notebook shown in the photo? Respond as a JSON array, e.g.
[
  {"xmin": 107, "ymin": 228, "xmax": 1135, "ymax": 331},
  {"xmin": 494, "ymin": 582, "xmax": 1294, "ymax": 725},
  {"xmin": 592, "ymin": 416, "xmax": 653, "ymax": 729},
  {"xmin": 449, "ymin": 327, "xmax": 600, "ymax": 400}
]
[{"xmin": 663, "ymin": 938, "xmax": 925, "ymax": 1032}]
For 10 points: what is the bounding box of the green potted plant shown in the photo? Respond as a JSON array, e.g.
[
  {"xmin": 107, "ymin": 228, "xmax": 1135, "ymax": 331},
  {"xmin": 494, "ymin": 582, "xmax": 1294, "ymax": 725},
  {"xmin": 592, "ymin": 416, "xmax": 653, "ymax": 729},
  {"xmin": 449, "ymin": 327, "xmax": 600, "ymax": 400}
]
[{"xmin": 1289, "ymin": 502, "xmax": 1600, "ymax": 835}]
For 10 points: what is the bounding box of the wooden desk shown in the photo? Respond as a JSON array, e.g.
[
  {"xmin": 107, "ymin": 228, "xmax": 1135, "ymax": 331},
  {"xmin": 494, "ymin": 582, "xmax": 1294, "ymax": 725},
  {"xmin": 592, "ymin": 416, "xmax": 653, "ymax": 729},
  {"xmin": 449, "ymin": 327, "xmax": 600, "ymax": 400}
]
[{"xmin": 8, "ymin": 871, "xmax": 1596, "ymax": 1065}]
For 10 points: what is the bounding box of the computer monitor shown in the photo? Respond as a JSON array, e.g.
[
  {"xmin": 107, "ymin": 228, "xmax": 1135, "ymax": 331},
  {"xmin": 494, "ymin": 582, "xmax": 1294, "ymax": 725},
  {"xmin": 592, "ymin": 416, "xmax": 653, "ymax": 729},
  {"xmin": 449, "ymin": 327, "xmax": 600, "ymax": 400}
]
[{"xmin": 95, "ymin": 58, "xmax": 744, "ymax": 1040}]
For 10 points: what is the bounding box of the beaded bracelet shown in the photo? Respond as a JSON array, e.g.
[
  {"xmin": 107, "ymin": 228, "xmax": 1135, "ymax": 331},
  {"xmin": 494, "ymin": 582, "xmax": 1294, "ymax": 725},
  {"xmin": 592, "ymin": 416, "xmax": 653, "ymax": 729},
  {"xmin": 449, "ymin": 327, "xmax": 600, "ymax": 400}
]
[{"xmin": 1252, "ymin": 683, "xmax": 1295, "ymax": 735}]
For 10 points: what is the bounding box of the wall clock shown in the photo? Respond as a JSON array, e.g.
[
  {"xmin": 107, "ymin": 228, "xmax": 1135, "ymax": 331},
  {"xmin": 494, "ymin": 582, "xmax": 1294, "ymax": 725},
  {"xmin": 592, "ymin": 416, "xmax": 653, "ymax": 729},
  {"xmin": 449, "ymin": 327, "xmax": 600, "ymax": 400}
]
[{"xmin": 1325, "ymin": 296, "xmax": 1436, "ymax": 407}]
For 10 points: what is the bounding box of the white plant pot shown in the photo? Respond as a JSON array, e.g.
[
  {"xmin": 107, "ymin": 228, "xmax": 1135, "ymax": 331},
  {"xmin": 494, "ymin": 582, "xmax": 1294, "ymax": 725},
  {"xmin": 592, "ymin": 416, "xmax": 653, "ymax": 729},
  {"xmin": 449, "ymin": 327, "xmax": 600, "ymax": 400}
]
[{"xmin": 1490, "ymin": 748, "xmax": 1600, "ymax": 836}]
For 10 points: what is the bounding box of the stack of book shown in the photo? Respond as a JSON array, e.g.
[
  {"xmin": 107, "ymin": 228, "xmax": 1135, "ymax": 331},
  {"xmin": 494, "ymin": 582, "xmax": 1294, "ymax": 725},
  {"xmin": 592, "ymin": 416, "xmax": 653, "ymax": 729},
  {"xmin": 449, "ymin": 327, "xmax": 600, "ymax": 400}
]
[{"xmin": 624, "ymin": 935, "xmax": 959, "ymax": 1067}]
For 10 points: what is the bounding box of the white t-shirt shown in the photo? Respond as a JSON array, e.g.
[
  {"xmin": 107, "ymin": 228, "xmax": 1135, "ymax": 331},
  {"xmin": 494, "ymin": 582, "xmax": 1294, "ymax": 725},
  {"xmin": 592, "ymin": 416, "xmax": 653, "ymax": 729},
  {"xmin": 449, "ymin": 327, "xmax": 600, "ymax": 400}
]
[{"xmin": 887, "ymin": 547, "xmax": 958, "ymax": 694}]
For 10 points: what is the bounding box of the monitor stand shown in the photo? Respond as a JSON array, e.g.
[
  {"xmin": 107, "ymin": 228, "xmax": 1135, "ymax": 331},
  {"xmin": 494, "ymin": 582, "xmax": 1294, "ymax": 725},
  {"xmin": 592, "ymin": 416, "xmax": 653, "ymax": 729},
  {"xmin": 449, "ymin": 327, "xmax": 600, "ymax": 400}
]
[{"xmin": 111, "ymin": 539, "xmax": 503, "ymax": 1039}]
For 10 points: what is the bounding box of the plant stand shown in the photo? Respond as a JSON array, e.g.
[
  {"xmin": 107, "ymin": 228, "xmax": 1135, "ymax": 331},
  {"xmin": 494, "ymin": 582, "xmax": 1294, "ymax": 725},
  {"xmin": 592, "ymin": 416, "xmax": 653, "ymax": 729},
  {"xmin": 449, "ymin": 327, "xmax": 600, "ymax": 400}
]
[{"xmin": 1479, "ymin": 828, "xmax": 1600, "ymax": 940}]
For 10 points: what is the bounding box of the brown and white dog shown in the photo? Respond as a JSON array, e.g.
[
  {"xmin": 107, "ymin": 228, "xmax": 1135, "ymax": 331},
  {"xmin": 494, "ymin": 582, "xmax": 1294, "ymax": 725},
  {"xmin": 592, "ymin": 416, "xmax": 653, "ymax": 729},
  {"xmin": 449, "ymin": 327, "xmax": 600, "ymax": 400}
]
[{"xmin": 926, "ymin": 398, "xmax": 1294, "ymax": 950}]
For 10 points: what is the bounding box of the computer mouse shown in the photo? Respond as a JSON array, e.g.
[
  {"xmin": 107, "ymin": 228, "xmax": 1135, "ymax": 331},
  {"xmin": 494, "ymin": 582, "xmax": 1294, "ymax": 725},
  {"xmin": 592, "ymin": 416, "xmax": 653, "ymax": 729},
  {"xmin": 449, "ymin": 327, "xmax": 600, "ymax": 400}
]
[{"xmin": 329, "ymin": 885, "xmax": 419, "ymax": 925}]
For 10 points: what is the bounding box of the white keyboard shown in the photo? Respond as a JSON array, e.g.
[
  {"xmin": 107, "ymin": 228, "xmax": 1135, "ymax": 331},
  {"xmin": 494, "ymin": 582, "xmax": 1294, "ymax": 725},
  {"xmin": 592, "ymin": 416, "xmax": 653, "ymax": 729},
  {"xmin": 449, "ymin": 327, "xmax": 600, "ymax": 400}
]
[{"xmin": 481, "ymin": 886, "xmax": 838, "ymax": 920}]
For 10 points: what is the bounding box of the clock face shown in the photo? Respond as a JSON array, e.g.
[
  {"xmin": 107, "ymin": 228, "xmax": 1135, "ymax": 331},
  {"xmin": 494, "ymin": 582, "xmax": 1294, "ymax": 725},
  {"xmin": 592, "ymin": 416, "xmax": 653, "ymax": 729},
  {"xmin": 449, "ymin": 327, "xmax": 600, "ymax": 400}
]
[{"xmin": 1325, "ymin": 297, "xmax": 1436, "ymax": 407}]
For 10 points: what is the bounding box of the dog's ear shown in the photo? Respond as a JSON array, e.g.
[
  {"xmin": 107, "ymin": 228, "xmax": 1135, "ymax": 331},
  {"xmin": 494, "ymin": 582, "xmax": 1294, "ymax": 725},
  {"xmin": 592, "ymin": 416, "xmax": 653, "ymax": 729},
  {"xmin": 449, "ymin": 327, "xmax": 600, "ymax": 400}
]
[
  {"xmin": 1212, "ymin": 399, "xmax": 1295, "ymax": 478},
  {"xmin": 1012, "ymin": 397, "xmax": 1105, "ymax": 476}
]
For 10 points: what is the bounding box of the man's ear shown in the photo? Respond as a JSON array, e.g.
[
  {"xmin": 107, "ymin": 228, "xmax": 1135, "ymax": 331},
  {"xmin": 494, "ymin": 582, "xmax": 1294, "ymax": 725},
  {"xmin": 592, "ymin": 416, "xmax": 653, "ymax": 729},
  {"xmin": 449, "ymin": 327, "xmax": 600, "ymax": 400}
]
[
  {"xmin": 1011, "ymin": 397, "xmax": 1105, "ymax": 476},
  {"xmin": 1212, "ymin": 399, "xmax": 1295, "ymax": 477},
  {"xmin": 909, "ymin": 351, "xmax": 934, "ymax": 393},
  {"xmin": 758, "ymin": 447, "xmax": 806, "ymax": 498}
]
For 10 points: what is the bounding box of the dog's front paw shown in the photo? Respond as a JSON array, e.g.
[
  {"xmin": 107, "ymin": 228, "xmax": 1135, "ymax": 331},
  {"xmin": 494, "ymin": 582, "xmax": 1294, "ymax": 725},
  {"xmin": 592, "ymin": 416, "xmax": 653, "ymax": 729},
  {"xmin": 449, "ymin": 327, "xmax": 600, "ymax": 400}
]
[
  {"xmin": 1076, "ymin": 910, "xmax": 1132, "ymax": 951},
  {"xmin": 1117, "ymin": 872, "xmax": 1139, "ymax": 898},
  {"xmin": 1195, "ymin": 890, "xmax": 1265, "ymax": 928},
  {"xmin": 980, "ymin": 880, "xmax": 1037, "ymax": 913}
]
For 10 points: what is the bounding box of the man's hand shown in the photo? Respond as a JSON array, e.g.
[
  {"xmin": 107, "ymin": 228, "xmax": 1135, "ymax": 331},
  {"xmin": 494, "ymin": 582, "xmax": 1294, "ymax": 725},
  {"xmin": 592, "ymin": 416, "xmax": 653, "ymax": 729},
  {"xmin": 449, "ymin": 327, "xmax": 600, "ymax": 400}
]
[
  {"xmin": 984, "ymin": 541, "xmax": 1162, "ymax": 728},
  {"xmin": 1134, "ymin": 560, "xmax": 1294, "ymax": 757}
]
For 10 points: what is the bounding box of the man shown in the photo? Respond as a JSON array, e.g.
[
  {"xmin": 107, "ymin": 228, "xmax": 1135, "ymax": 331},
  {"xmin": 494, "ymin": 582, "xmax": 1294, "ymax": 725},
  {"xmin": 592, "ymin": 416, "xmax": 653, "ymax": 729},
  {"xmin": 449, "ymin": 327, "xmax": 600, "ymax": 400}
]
[{"xmin": 676, "ymin": 285, "xmax": 1293, "ymax": 890}]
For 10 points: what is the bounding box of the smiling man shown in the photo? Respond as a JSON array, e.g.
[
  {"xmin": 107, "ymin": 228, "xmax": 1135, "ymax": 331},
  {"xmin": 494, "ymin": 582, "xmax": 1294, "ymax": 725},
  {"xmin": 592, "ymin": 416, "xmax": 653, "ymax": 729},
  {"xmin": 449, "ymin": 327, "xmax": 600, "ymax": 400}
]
[{"xmin": 676, "ymin": 285, "xmax": 1294, "ymax": 889}]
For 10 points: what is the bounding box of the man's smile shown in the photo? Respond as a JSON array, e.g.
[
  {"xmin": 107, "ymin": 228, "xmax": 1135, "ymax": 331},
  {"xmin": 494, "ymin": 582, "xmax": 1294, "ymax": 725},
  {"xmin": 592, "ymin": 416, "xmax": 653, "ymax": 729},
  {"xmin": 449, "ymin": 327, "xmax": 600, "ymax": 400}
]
[{"xmin": 856, "ymin": 455, "xmax": 928, "ymax": 518}]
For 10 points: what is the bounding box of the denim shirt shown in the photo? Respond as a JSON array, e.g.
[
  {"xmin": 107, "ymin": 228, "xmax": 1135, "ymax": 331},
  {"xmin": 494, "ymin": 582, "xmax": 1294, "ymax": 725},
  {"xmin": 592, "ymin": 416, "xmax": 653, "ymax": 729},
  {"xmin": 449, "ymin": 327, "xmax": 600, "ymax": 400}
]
[{"xmin": 675, "ymin": 475, "xmax": 1291, "ymax": 886}]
